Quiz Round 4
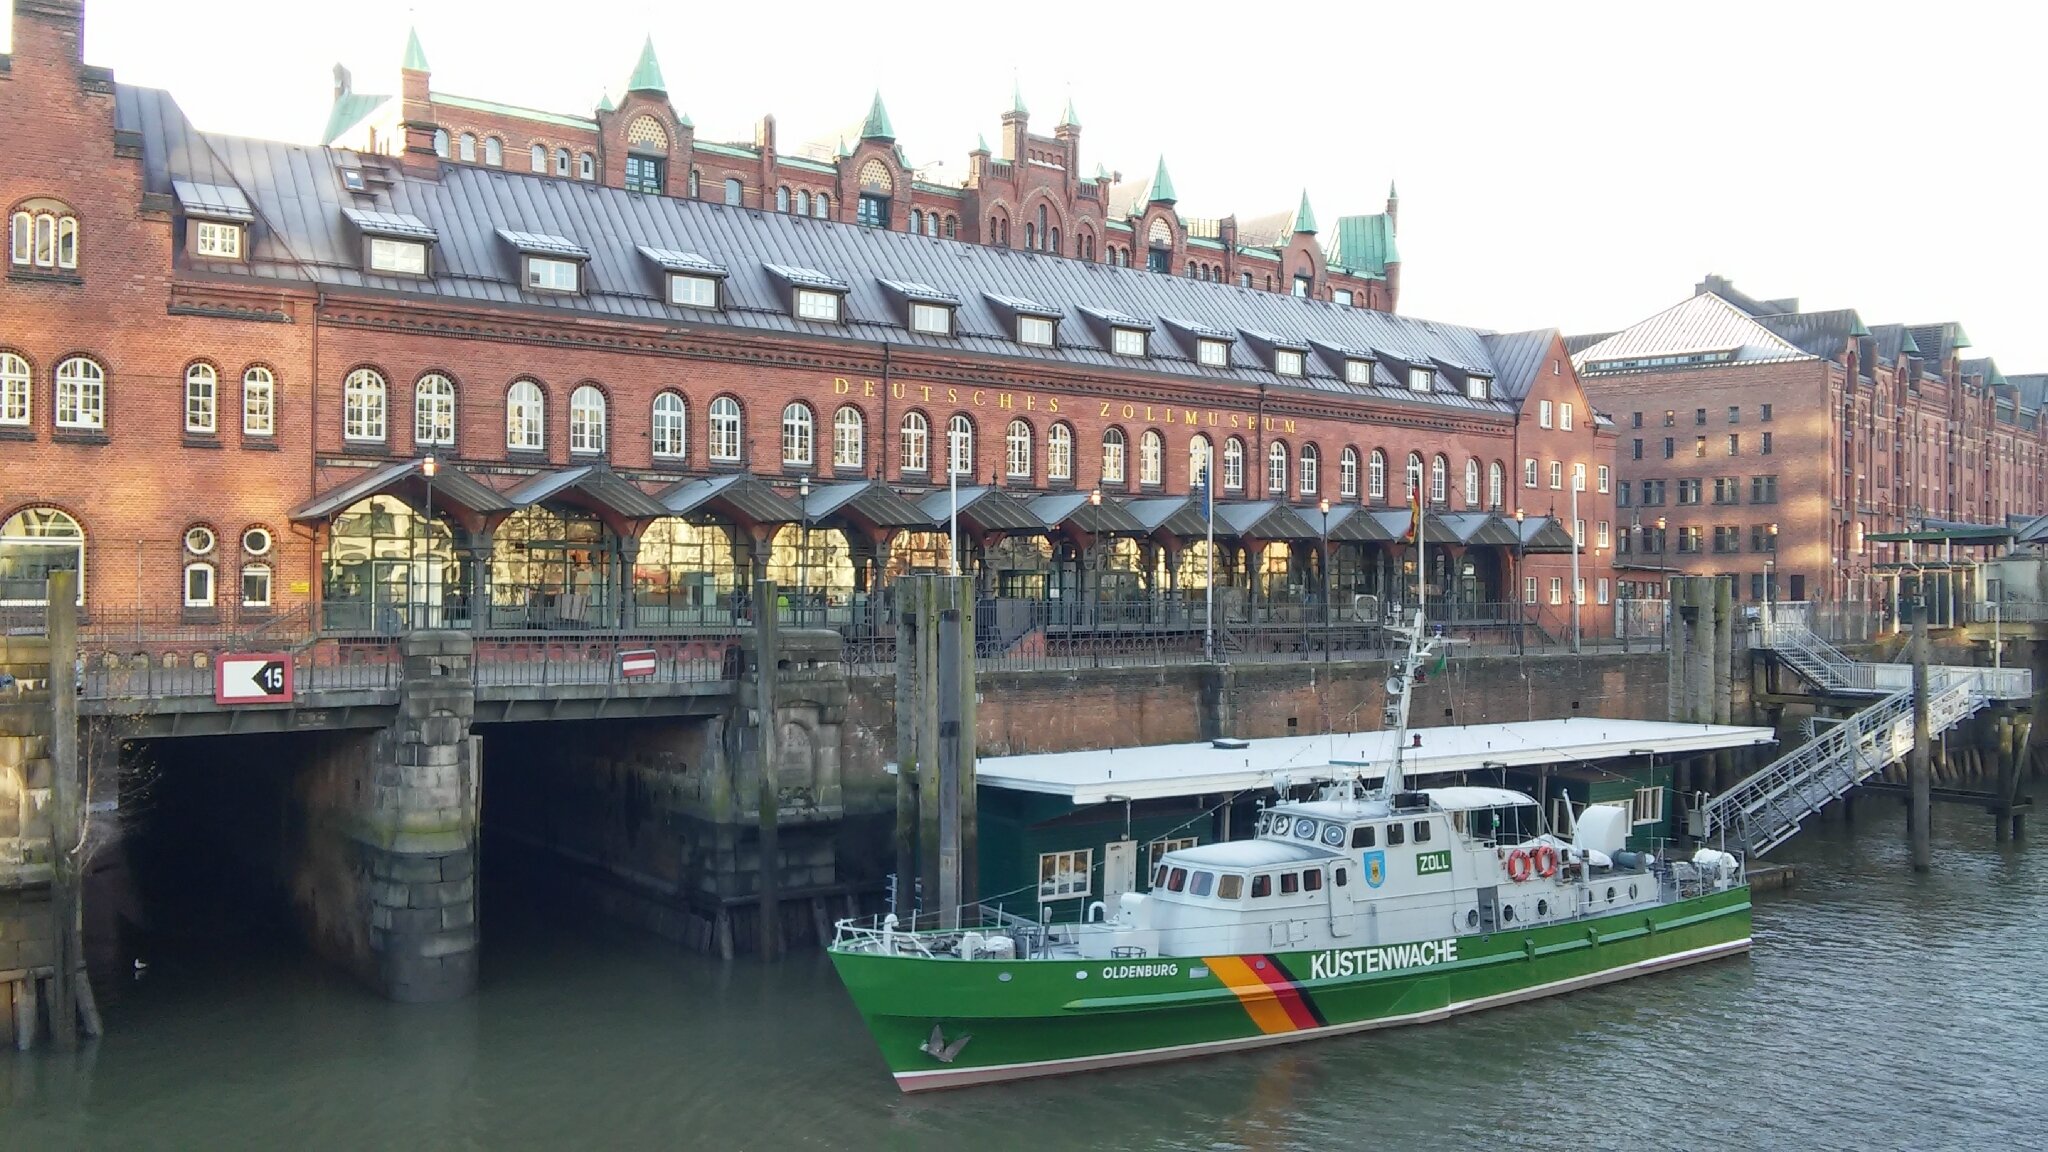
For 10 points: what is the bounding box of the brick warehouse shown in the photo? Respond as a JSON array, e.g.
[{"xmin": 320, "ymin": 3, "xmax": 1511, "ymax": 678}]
[
  {"xmin": 0, "ymin": 1, "xmax": 1619, "ymax": 650},
  {"xmin": 1573, "ymin": 276, "xmax": 2046, "ymax": 612}
]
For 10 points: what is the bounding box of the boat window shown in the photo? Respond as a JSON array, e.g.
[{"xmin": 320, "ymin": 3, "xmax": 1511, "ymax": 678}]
[
  {"xmin": 1218, "ymin": 874, "xmax": 1243, "ymax": 900},
  {"xmin": 1334, "ymin": 867, "xmax": 1348, "ymax": 887},
  {"xmin": 1413, "ymin": 821, "xmax": 1432, "ymax": 843},
  {"xmin": 1303, "ymin": 869, "xmax": 1323, "ymax": 892},
  {"xmin": 1190, "ymin": 871, "xmax": 1215, "ymax": 898},
  {"xmin": 1292, "ymin": 817, "xmax": 1317, "ymax": 841},
  {"xmin": 1280, "ymin": 873, "xmax": 1300, "ymax": 895},
  {"xmin": 1151, "ymin": 864, "xmax": 1169, "ymax": 890},
  {"xmin": 1167, "ymin": 867, "xmax": 1188, "ymax": 893},
  {"xmin": 1387, "ymin": 823, "xmax": 1406, "ymax": 846},
  {"xmin": 1351, "ymin": 825, "xmax": 1376, "ymax": 849},
  {"xmin": 1251, "ymin": 875, "xmax": 1272, "ymax": 898},
  {"xmin": 1451, "ymin": 811, "xmax": 1467, "ymax": 835}
]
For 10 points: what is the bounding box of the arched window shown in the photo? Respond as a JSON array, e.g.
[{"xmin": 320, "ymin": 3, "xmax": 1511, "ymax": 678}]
[
  {"xmin": 708, "ymin": 396, "xmax": 742, "ymax": 462},
  {"xmin": 944, "ymin": 215, "xmax": 958, "ymax": 239},
  {"xmin": 910, "ymin": 208, "xmax": 923, "ymax": 234},
  {"xmin": 781, "ymin": 402, "xmax": 814, "ymax": 465},
  {"xmin": 900, "ymin": 411, "xmax": 929, "ymax": 473},
  {"xmin": 569, "ymin": 385, "xmax": 607, "ymax": 454},
  {"xmin": 506, "ymin": 380, "xmax": 545, "ymax": 451},
  {"xmin": 184, "ymin": 362, "xmax": 217, "ymax": 434},
  {"xmin": 531, "ymin": 143, "xmax": 548, "ymax": 172},
  {"xmin": 243, "ymin": 366, "xmax": 275, "ymax": 437},
  {"xmin": 1006, "ymin": 419, "xmax": 1032, "ymax": 479},
  {"xmin": 1406, "ymin": 452, "xmax": 1425, "ymax": 499},
  {"xmin": 833, "ymin": 405, "xmax": 864, "ymax": 469},
  {"xmin": 1101, "ymin": 428, "xmax": 1126, "ymax": 483},
  {"xmin": 578, "ymin": 153, "xmax": 596, "ymax": 180},
  {"xmin": 1189, "ymin": 434, "xmax": 1212, "ymax": 489},
  {"xmin": 1024, "ymin": 222, "xmax": 1035, "ymax": 251},
  {"xmin": 1368, "ymin": 449, "xmax": 1387, "ymax": 500},
  {"xmin": 688, "ymin": 168, "xmax": 700, "ymax": 197},
  {"xmin": 724, "ymin": 177, "xmax": 743, "ymax": 206},
  {"xmin": 183, "ymin": 561, "xmax": 215, "ymax": 608},
  {"xmin": 947, "ymin": 415, "xmax": 974, "ymax": 478},
  {"xmin": 241, "ymin": 562, "xmax": 272, "ymax": 608},
  {"xmin": 1048, "ymin": 227, "xmax": 1059, "ymax": 252},
  {"xmin": 10, "ymin": 200, "xmax": 79, "ymax": 270},
  {"xmin": 1465, "ymin": 459, "xmax": 1481, "ymax": 508},
  {"xmin": 414, "ymin": 373, "xmax": 455, "ymax": 447},
  {"xmin": 555, "ymin": 148, "xmax": 571, "ymax": 176},
  {"xmin": 1047, "ymin": 423, "xmax": 1073, "ymax": 481},
  {"xmin": 1488, "ymin": 461, "xmax": 1505, "ymax": 510},
  {"xmin": 0, "ymin": 352, "xmax": 29, "ymax": 428},
  {"xmin": 776, "ymin": 186, "xmax": 790, "ymax": 212},
  {"xmin": 1037, "ymin": 205, "xmax": 1050, "ymax": 251},
  {"xmin": 814, "ymin": 193, "xmax": 830, "ymax": 218},
  {"xmin": 1268, "ymin": 442, "xmax": 1289, "ymax": 496},
  {"xmin": 652, "ymin": 392, "xmax": 687, "ymax": 459},
  {"xmin": 795, "ymin": 190, "xmax": 810, "ymax": 215},
  {"xmin": 1430, "ymin": 454, "xmax": 1448, "ymax": 503},
  {"xmin": 926, "ymin": 213, "xmax": 939, "ymax": 238},
  {"xmin": 458, "ymin": 133, "xmax": 475, "ymax": 162},
  {"xmin": 1139, "ymin": 430, "xmax": 1163, "ymax": 485},
  {"xmin": 1340, "ymin": 447, "xmax": 1360, "ymax": 499},
  {"xmin": 1298, "ymin": 444, "xmax": 1319, "ymax": 496},
  {"xmin": 1223, "ymin": 437, "xmax": 1245, "ymax": 491},
  {"xmin": 627, "ymin": 116, "xmax": 669, "ymax": 152},
  {"xmin": 0, "ymin": 508, "xmax": 84, "ymax": 606},
  {"xmin": 433, "ymin": 129, "xmax": 450, "ymax": 158},
  {"xmin": 341, "ymin": 367, "xmax": 384, "ymax": 442},
  {"xmin": 484, "ymin": 137, "xmax": 503, "ymax": 166}
]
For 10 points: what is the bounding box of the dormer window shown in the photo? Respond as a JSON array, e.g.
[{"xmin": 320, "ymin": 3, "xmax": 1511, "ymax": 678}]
[
  {"xmin": 1408, "ymin": 367, "xmax": 1433, "ymax": 393},
  {"xmin": 369, "ymin": 237, "xmax": 428, "ymax": 275},
  {"xmin": 192, "ymin": 220, "xmax": 244, "ymax": 260},
  {"xmin": 797, "ymin": 289, "xmax": 841, "ymax": 321},
  {"xmin": 1467, "ymin": 375, "xmax": 1491, "ymax": 400},
  {"xmin": 910, "ymin": 302, "xmax": 952, "ymax": 335},
  {"xmin": 527, "ymin": 257, "xmax": 579, "ymax": 292},
  {"xmin": 1344, "ymin": 359, "xmax": 1372, "ymax": 385},
  {"xmin": 1275, "ymin": 349, "xmax": 1305, "ymax": 377},
  {"xmin": 1019, "ymin": 316, "xmax": 1056, "ymax": 347},
  {"xmin": 1197, "ymin": 339, "xmax": 1230, "ymax": 368},
  {"xmin": 1111, "ymin": 328, "xmax": 1147, "ymax": 357},
  {"xmin": 670, "ymin": 274, "xmax": 718, "ymax": 308}
]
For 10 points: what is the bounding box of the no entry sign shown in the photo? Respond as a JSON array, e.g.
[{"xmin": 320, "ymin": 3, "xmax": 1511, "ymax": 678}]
[
  {"xmin": 215, "ymin": 652, "xmax": 294, "ymax": 703},
  {"xmin": 620, "ymin": 648, "xmax": 657, "ymax": 678}
]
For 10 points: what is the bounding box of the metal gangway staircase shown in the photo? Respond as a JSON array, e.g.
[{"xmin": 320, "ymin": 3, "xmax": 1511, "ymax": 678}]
[{"xmin": 1689, "ymin": 608, "xmax": 2032, "ymax": 856}]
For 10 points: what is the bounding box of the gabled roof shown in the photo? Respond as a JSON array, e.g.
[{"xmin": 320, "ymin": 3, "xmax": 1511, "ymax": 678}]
[
  {"xmin": 322, "ymin": 87, "xmax": 390, "ymax": 146},
  {"xmin": 1029, "ymin": 492, "xmax": 1146, "ymax": 535},
  {"xmin": 1213, "ymin": 501, "xmax": 1318, "ymax": 541},
  {"xmin": 1121, "ymin": 496, "xmax": 1210, "ymax": 537},
  {"xmin": 917, "ymin": 486, "xmax": 1043, "ymax": 533},
  {"xmin": 1324, "ymin": 214, "xmax": 1397, "ymax": 277},
  {"xmin": 1755, "ymin": 309, "xmax": 1864, "ymax": 362},
  {"xmin": 288, "ymin": 459, "xmax": 513, "ymax": 522},
  {"xmin": 658, "ymin": 474, "xmax": 801, "ymax": 526},
  {"xmin": 345, "ymin": 207, "xmax": 437, "ymax": 240},
  {"xmin": 507, "ymin": 465, "xmax": 669, "ymax": 520},
  {"xmin": 172, "ymin": 180, "xmax": 253, "ymax": 222},
  {"xmin": 800, "ymin": 480, "xmax": 930, "ymax": 529},
  {"xmin": 1573, "ymin": 293, "xmax": 1814, "ymax": 374},
  {"xmin": 1479, "ymin": 329, "xmax": 1558, "ymax": 401}
]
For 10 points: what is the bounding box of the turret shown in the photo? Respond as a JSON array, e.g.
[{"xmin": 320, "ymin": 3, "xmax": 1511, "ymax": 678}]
[
  {"xmin": 398, "ymin": 26, "xmax": 438, "ymax": 169},
  {"xmin": 1149, "ymin": 156, "xmax": 1177, "ymax": 206},
  {"xmin": 1002, "ymin": 81, "xmax": 1029, "ymax": 163}
]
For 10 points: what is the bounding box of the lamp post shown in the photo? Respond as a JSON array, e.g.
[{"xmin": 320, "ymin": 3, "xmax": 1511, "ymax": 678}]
[
  {"xmin": 1089, "ymin": 487, "xmax": 1101, "ymax": 628},
  {"xmin": 422, "ymin": 454, "xmax": 437, "ymax": 631},
  {"xmin": 1318, "ymin": 497, "xmax": 1331, "ymax": 662},
  {"xmin": 798, "ymin": 475, "xmax": 811, "ymax": 627},
  {"xmin": 1569, "ymin": 467, "xmax": 1582, "ymax": 655},
  {"xmin": 1514, "ymin": 507, "xmax": 1526, "ymax": 656}
]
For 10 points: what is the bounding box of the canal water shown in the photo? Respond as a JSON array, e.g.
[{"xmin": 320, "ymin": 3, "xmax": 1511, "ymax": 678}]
[{"xmin": 2, "ymin": 804, "xmax": 2040, "ymax": 1151}]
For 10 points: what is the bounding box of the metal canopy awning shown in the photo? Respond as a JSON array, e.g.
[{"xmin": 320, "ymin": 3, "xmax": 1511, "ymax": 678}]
[
  {"xmin": 1435, "ymin": 511, "xmax": 1524, "ymax": 546},
  {"xmin": 915, "ymin": 486, "xmax": 1046, "ymax": 534},
  {"xmin": 1215, "ymin": 500, "xmax": 1321, "ymax": 541},
  {"xmin": 1368, "ymin": 509, "xmax": 1461, "ymax": 545},
  {"xmin": 1029, "ymin": 492, "xmax": 1148, "ymax": 535},
  {"xmin": 1320, "ymin": 505, "xmax": 1394, "ymax": 543},
  {"xmin": 658, "ymin": 474, "xmax": 803, "ymax": 527},
  {"xmin": 801, "ymin": 480, "xmax": 932, "ymax": 529},
  {"xmin": 1121, "ymin": 496, "xmax": 1210, "ymax": 538},
  {"xmin": 507, "ymin": 465, "xmax": 669, "ymax": 520},
  {"xmin": 1513, "ymin": 517, "xmax": 1578, "ymax": 553},
  {"xmin": 288, "ymin": 458, "xmax": 513, "ymax": 523}
]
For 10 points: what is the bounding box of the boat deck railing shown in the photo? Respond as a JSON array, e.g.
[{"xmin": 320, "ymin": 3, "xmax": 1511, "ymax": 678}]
[{"xmin": 832, "ymin": 905, "xmax": 1099, "ymax": 959}]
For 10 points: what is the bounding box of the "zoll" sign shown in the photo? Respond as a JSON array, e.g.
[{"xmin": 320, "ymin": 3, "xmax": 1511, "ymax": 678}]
[{"xmin": 214, "ymin": 652, "xmax": 294, "ymax": 704}]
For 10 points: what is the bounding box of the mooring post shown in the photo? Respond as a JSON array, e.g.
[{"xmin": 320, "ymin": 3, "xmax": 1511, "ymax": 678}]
[
  {"xmin": 915, "ymin": 577, "xmax": 942, "ymax": 919},
  {"xmin": 956, "ymin": 580, "xmax": 978, "ymax": 910},
  {"xmin": 892, "ymin": 583, "xmax": 919, "ymax": 909},
  {"xmin": 754, "ymin": 578, "xmax": 781, "ymax": 959},
  {"xmin": 45, "ymin": 570, "xmax": 80, "ymax": 1051},
  {"xmin": 1909, "ymin": 598, "xmax": 1932, "ymax": 871},
  {"xmin": 935, "ymin": 576, "xmax": 967, "ymax": 928}
]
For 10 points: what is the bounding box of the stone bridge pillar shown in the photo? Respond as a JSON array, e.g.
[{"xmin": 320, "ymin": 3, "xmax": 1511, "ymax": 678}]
[
  {"xmin": 0, "ymin": 636, "xmax": 56, "ymax": 1047},
  {"xmin": 296, "ymin": 631, "xmax": 478, "ymax": 1002}
]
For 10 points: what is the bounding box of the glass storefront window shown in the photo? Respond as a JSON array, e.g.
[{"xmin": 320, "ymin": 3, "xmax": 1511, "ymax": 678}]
[
  {"xmin": 321, "ymin": 496, "xmax": 459, "ymax": 631},
  {"xmin": 490, "ymin": 506, "xmax": 616, "ymax": 629},
  {"xmin": 0, "ymin": 507, "xmax": 85, "ymax": 605},
  {"xmin": 634, "ymin": 517, "xmax": 738, "ymax": 626}
]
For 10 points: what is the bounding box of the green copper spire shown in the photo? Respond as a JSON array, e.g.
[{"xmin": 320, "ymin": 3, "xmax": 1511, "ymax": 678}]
[
  {"xmin": 1011, "ymin": 80, "xmax": 1028, "ymax": 117},
  {"xmin": 1059, "ymin": 94, "xmax": 1079, "ymax": 129},
  {"xmin": 1149, "ymin": 156, "xmax": 1176, "ymax": 205},
  {"xmin": 1387, "ymin": 178, "xmax": 1399, "ymax": 201},
  {"xmin": 626, "ymin": 35, "xmax": 666, "ymax": 94},
  {"xmin": 1093, "ymin": 162, "xmax": 1110, "ymax": 181},
  {"xmin": 836, "ymin": 136, "xmax": 851, "ymax": 160},
  {"xmin": 860, "ymin": 90, "xmax": 895, "ymax": 141},
  {"xmin": 975, "ymin": 132, "xmax": 990, "ymax": 153},
  {"xmin": 401, "ymin": 26, "xmax": 430, "ymax": 72},
  {"xmin": 1952, "ymin": 323, "xmax": 1973, "ymax": 350},
  {"xmin": 1290, "ymin": 189, "xmax": 1317, "ymax": 234},
  {"xmin": 1900, "ymin": 329, "xmax": 1922, "ymax": 355},
  {"xmin": 1850, "ymin": 316, "xmax": 1870, "ymax": 338},
  {"xmin": 1990, "ymin": 366, "xmax": 2009, "ymax": 387}
]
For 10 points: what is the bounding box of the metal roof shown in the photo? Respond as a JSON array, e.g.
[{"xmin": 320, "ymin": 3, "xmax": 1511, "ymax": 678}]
[
  {"xmin": 1212, "ymin": 500, "xmax": 1319, "ymax": 541},
  {"xmin": 343, "ymin": 207, "xmax": 437, "ymax": 240},
  {"xmin": 917, "ymin": 486, "xmax": 1044, "ymax": 533},
  {"xmin": 1029, "ymin": 492, "xmax": 1147, "ymax": 535},
  {"xmin": 1077, "ymin": 305, "xmax": 1154, "ymax": 332},
  {"xmin": 1433, "ymin": 511, "xmax": 1523, "ymax": 546},
  {"xmin": 765, "ymin": 263, "xmax": 851, "ymax": 292},
  {"xmin": 1318, "ymin": 505, "xmax": 1392, "ymax": 543},
  {"xmin": 497, "ymin": 229, "xmax": 590, "ymax": 259},
  {"xmin": 287, "ymin": 459, "xmax": 514, "ymax": 522},
  {"xmin": 878, "ymin": 279, "xmax": 960, "ymax": 306},
  {"xmin": 1572, "ymin": 293, "xmax": 1815, "ymax": 373},
  {"xmin": 172, "ymin": 179, "xmax": 254, "ymax": 221},
  {"xmin": 114, "ymin": 83, "xmax": 1526, "ymax": 421},
  {"xmin": 658, "ymin": 474, "xmax": 802, "ymax": 525},
  {"xmin": 1478, "ymin": 329, "xmax": 1556, "ymax": 401},
  {"xmin": 638, "ymin": 247, "xmax": 729, "ymax": 276},
  {"xmin": 507, "ymin": 465, "xmax": 669, "ymax": 519},
  {"xmin": 800, "ymin": 480, "xmax": 931, "ymax": 529}
]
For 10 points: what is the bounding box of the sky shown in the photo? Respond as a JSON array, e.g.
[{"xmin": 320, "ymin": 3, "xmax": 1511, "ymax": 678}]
[{"xmin": 21, "ymin": 0, "xmax": 2048, "ymax": 367}]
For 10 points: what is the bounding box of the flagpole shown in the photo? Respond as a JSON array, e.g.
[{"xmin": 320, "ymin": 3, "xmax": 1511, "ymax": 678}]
[
  {"xmin": 948, "ymin": 424, "xmax": 960, "ymax": 577},
  {"xmin": 1203, "ymin": 462, "xmax": 1215, "ymax": 662}
]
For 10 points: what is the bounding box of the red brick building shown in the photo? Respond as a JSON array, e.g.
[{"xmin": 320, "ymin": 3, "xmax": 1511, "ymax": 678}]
[
  {"xmin": 1, "ymin": 2, "xmax": 1616, "ymax": 647},
  {"xmin": 1574, "ymin": 276, "xmax": 2044, "ymax": 609}
]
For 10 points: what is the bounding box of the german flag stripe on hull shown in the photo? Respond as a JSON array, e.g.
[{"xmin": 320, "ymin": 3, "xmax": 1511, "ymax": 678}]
[{"xmin": 1202, "ymin": 954, "xmax": 1326, "ymax": 1034}]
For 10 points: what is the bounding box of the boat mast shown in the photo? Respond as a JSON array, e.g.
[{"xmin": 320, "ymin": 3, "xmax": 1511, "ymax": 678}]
[{"xmin": 1382, "ymin": 488, "xmax": 1438, "ymax": 799}]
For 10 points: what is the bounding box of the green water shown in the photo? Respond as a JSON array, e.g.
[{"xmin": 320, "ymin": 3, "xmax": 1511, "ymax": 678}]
[{"xmin": 2, "ymin": 805, "xmax": 2040, "ymax": 1151}]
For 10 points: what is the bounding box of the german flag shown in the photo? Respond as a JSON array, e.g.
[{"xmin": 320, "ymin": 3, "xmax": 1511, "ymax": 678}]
[
  {"xmin": 1204, "ymin": 954, "xmax": 1327, "ymax": 1034},
  {"xmin": 1401, "ymin": 485, "xmax": 1422, "ymax": 544}
]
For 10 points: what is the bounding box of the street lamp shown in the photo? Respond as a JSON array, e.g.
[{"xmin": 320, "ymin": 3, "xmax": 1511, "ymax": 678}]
[
  {"xmin": 798, "ymin": 474, "xmax": 811, "ymax": 627},
  {"xmin": 1514, "ymin": 507, "xmax": 1526, "ymax": 656},
  {"xmin": 422, "ymin": 454, "xmax": 438, "ymax": 630},
  {"xmin": 1318, "ymin": 497, "xmax": 1331, "ymax": 661}
]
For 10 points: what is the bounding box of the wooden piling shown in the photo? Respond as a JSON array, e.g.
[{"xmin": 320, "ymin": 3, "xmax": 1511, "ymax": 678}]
[
  {"xmin": 1908, "ymin": 601, "xmax": 1932, "ymax": 871},
  {"xmin": 46, "ymin": 570, "xmax": 80, "ymax": 1050},
  {"xmin": 753, "ymin": 579, "xmax": 781, "ymax": 959},
  {"xmin": 892, "ymin": 586, "xmax": 918, "ymax": 906}
]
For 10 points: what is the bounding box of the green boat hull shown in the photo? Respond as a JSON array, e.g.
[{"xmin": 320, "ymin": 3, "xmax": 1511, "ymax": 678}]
[{"xmin": 831, "ymin": 886, "xmax": 1752, "ymax": 1091}]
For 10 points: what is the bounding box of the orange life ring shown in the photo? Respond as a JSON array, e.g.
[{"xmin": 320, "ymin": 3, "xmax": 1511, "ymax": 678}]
[
  {"xmin": 1534, "ymin": 844, "xmax": 1560, "ymax": 879},
  {"xmin": 1506, "ymin": 848, "xmax": 1533, "ymax": 883}
]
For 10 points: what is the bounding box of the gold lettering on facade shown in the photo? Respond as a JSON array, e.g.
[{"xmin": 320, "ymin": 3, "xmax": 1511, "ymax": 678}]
[
  {"xmin": 998, "ymin": 392, "xmax": 1013, "ymax": 409},
  {"xmin": 1184, "ymin": 410, "xmax": 1198, "ymax": 426},
  {"xmin": 919, "ymin": 385, "xmax": 932, "ymax": 402},
  {"xmin": 972, "ymin": 390, "xmax": 986, "ymax": 406},
  {"xmin": 1047, "ymin": 398, "xmax": 1059, "ymax": 413},
  {"xmin": 1121, "ymin": 404, "xmax": 1136, "ymax": 419},
  {"xmin": 947, "ymin": 387, "xmax": 959, "ymax": 403},
  {"xmin": 833, "ymin": 376, "xmax": 852, "ymax": 395},
  {"xmin": 864, "ymin": 379, "xmax": 877, "ymax": 397},
  {"xmin": 892, "ymin": 381, "xmax": 906, "ymax": 399},
  {"xmin": 820, "ymin": 377, "xmax": 1285, "ymax": 436}
]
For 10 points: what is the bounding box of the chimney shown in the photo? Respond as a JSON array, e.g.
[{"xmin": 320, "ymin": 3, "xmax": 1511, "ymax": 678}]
[{"xmin": 13, "ymin": 0, "xmax": 87, "ymax": 69}]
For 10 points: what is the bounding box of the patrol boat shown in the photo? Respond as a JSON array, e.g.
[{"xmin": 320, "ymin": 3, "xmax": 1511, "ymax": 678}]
[{"xmin": 828, "ymin": 611, "xmax": 1753, "ymax": 1091}]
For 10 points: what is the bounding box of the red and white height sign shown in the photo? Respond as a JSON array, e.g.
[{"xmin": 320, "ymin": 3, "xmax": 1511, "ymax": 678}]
[
  {"xmin": 619, "ymin": 649, "xmax": 658, "ymax": 679},
  {"xmin": 215, "ymin": 652, "xmax": 294, "ymax": 704}
]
